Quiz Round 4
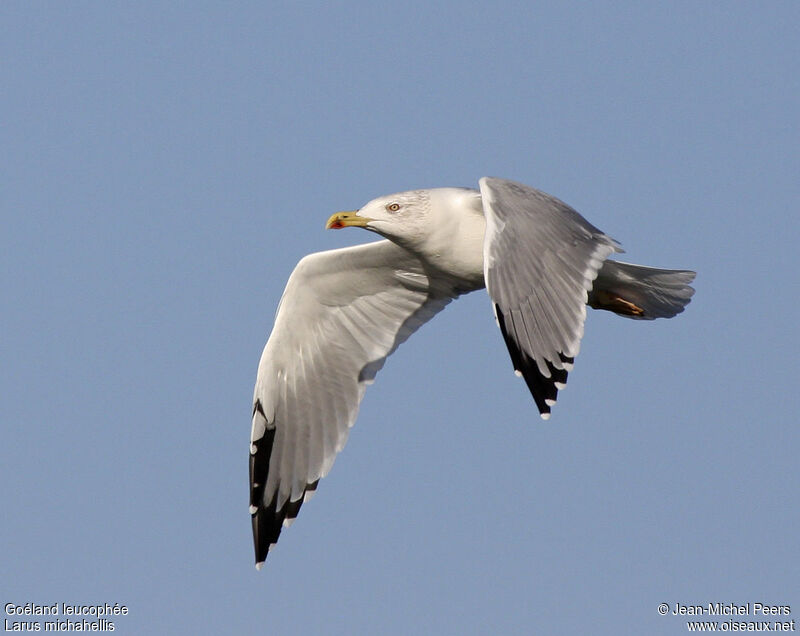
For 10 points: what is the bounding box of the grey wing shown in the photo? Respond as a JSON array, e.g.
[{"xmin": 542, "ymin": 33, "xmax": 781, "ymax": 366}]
[
  {"xmin": 479, "ymin": 177, "xmax": 621, "ymax": 418},
  {"xmin": 250, "ymin": 240, "xmax": 457, "ymax": 567}
]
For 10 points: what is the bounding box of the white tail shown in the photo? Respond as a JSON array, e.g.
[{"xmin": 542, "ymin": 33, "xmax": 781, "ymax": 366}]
[{"xmin": 588, "ymin": 261, "xmax": 696, "ymax": 320}]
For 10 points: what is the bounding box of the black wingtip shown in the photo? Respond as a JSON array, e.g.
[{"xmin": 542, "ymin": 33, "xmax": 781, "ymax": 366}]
[
  {"xmin": 495, "ymin": 304, "xmax": 572, "ymax": 418},
  {"xmin": 250, "ymin": 400, "xmax": 323, "ymax": 567},
  {"xmin": 250, "ymin": 479, "xmax": 320, "ymax": 567},
  {"xmin": 249, "ymin": 414, "xmax": 277, "ymax": 565}
]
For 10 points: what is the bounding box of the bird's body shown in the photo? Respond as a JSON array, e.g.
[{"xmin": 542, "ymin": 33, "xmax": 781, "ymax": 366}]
[{"xmin": 250, "ymin": 177, "xmax": 695, "ymax": 568}]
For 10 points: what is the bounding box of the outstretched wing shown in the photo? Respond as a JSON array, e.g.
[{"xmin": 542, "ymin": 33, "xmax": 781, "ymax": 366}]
[
  {"xmin": 250, "ymin": 240, "xmax": 457, "ymax": 567},
  {"xmin": 479, "ymin": 177, "xmax": 621, "ymax": 418}
]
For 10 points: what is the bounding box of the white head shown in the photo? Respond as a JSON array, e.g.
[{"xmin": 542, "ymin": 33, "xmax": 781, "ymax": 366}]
[
  {"xmin": 326, "ymin": 189, "xmax": 432, "ymax": 248},
  {"xmin": 326, "ymin": 186, "xmax": 482, "ymax": 248}
]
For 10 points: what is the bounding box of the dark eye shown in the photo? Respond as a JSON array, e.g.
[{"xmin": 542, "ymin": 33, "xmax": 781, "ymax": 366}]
[{"xmin": 386, "ymin": 202, "xmax": 401, "ymax": 212}]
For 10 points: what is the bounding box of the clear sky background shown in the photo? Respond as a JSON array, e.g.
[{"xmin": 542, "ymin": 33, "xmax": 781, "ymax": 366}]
[{"xmin": 2, "ymin": 2, "xmax": 798, "ymax": 634}]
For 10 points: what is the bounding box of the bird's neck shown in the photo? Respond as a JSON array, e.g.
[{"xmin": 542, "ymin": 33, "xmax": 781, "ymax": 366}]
[{"xmin": 414, "ymin": 188, "xmax": 487, "ymax": 290}]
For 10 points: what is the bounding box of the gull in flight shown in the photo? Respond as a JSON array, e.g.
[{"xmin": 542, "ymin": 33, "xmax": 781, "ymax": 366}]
[{"xmin": 249, "ymin": 177, "xmax": 695, "ymax": 568}]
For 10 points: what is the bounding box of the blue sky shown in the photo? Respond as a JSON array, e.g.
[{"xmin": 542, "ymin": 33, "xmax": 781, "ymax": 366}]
[{"xmin": 2, "ymin": 2, "xmax": 798, "ymax": 634}]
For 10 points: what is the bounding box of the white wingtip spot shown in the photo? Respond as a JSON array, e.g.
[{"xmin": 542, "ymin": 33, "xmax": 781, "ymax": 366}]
[
  {"xmin": 563, "ymin": 361, "xmax": 574, "ymax": 372},
  {"xmin": 250, "ymin": 443, "xmax": 257, "ymax": 455},
  {"xmin": 514, "ymin": 369, "xmax": 523, "ymax": 377},
  {"xmin": 283, "ymin": 517, "xmax": 295, "ymax": 528},
  {"xmin": 250, "ymin": 413, "xmax": 267, "ymax": 444},
  {"xmin": 545, "ymin": 398, "xmax": 556, "ymax": 407},
  {"xmin": 255, "ymin": 561, "xmax": 264, "ymax": 571},
  {"xmin": 303, "ymin": 489, "xmax": 316, "ymax": 503},
  {"xmin": 554, "ymin": 382, "xmax": 566, "ymax": 390},
  {"xmin": 249, "ymin": 505, "xmax": 258, "ymax": 515},
  {"xmin": 540, "ymin": 412, "xmax": 551, "ymax": 421}
]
